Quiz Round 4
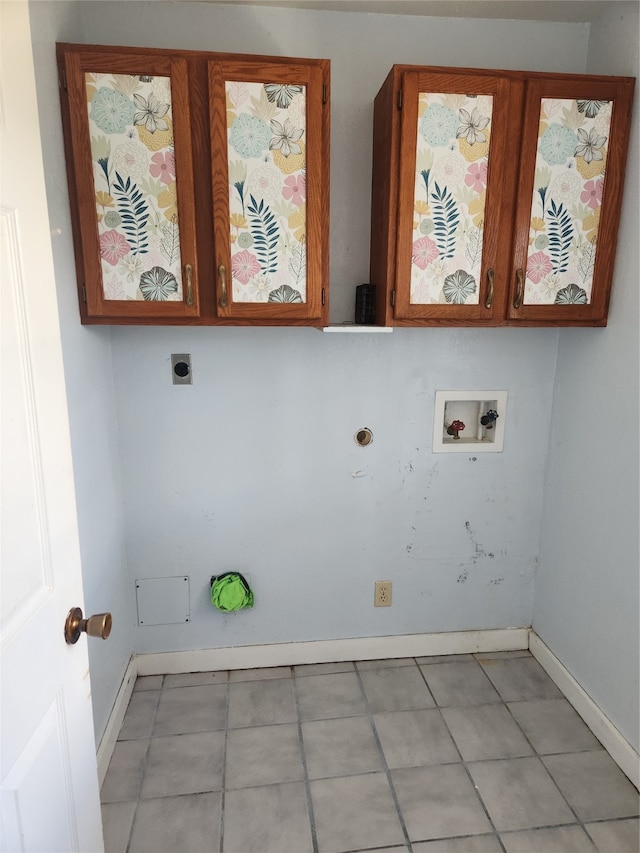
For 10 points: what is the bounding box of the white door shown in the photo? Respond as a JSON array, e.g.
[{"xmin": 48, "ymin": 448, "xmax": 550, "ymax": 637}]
[{"xmin": 0, "ymin": 2, "xmax": 104, "ymax": 851}]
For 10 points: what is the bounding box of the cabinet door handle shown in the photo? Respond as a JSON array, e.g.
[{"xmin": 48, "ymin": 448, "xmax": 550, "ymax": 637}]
[
  {"xmin": 218, "ymin": 264, "xmax": 228, "ymax": 307},
  {"xmin": 513, "ymin": 268, "xmax": 524, "ymax": 310},
  {"xmin": 184, "ymin": 264, "xmax": 193, "ymax": 307},
  {"xmin": 485, "ymin": 268, "xmax": 495, "ymax": 310}
]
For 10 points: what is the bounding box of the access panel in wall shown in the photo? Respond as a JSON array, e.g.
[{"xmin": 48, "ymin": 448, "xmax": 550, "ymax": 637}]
[
  {"xmin": 370, "ymin": 65, "xmax": 634, "ymax": 327},
  {"xmin": 57, "ymin": 44, "xmax": 330, "ymax": 326}
]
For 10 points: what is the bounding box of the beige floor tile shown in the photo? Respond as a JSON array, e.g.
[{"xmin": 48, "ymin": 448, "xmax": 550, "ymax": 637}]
[
  {"xmin": 228, "ymin": 678, "xmax": 297, "ymax": 727},
  {"xmin": 507, "ymin": 698, "xmax": 601, "ymax": 754},
  {"xmin": 585, "ymin": 817, "xmax": 640, "ymax": 852},
  {"xmin": 223, "ymin": 782, "xmax": 313, "ymax": 853},
  {"xmin": 101, "ymin": 802, "xmax": 136, "ymax": 853},
  {"xmin": 421, "ymin": 661, "xmax": 501, "ymax": 706},
  {"xmin": 311, "ymin": 772, "xmax": 405, "ymax": 852},
  {"xmin": 225, "ymin": 723, "xmax": 304, "ymax": 788},
  {"xmin": 441, "ymin": 704, "xmax": 534, "ymax": 761},
  {"xmin": 296, "ymin": 672, "xmax": 366, "ymax": 721},
  {"xmin": 101, "ymin": 739, "xmax": 149, "ymax": 803},
  {"xmin": 360, "ymin": 666, "xmax": 435, "ymax": 712},
  {"xmin": 392, "ymin": 764, "xmax": 491, "ymax": 841},
  {"xmin": 153, "ymin": 684, "xmax": 227, "ymax": 735},
  {"xmin": 129, "ymin": 792, "xmax": 221, "ymax": 853},
  {"xmin": 543, "ymin": 751, "xmax": 640, "ymax": 821},
  {"xmin": 303, "ymin": 716, "xmax": 382, "ymax": 778},
  {"xmin": 374, "ymin": 708, "xmax": 459, "ymax": 768},
  {"xmin": 140, "ymin": 731, "xmax": 225, "ymax": 798},
  {"xmin": 469, "ymin": 756, "xmax": 575, "ymax": 831}
]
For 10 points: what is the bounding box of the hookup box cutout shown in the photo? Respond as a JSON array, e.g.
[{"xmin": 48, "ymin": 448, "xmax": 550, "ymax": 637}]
[{"xmin": 434, "ymin": 390, "xmax": 507, "ymax": 453}]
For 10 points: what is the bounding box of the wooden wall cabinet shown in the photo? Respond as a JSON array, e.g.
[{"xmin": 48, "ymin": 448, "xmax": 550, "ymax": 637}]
[
  {"xmin": 370, "ymin": 65, "xmax": 634, "ymax": 327},
  {"xmin": 57, "ymin": 44, "xmax": 330, "ymax": 326}
]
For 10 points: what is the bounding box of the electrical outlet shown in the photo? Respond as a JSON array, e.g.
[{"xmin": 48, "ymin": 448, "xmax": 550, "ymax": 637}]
[
  {"xmin": 171, "ymin": 353, "xmax": 192, "ymax": 385},
  {"xmin": 374, "ymin": 581, "xmax": 392, "ymax": 607}
]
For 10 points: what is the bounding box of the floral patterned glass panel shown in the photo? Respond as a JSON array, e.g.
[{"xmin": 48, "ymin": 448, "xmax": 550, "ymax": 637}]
[
  {"xmin": 410, "ymin": 92, "xmax": 494, "ymax": 305},
  {"xmin": 226, "ymin": 81, "xmax": 307, "ymax": 303},
  {"xmin": 85, "ymin": 73, "xmax": 183, "ymax": 301},
  {"xmin": 524, "ymin": 98, "xmax": 612, "ymax": 305}
]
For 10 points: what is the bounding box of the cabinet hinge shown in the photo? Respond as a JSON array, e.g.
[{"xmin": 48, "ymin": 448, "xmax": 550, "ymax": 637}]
[
  {"xmin": 321, "ymin": 287, "xmax": 326, "ymax": 306},
  {"xmin": 60, "ymin": 68, "xmax": 67, "ymax": 91},
  {"xmin": 322, "ymin": 84, "xmax": 328, "ymax": 105},
  {"xmin": 391, "ymin": 289, "xmax": 396, "ymax": 307},
  {"xmin": 397, "ymin": 89, "xmax": 403, "ymax": 110},
  {"xmin": 81, "ymin": 284, "xmax": 87, "ymax": 303}
]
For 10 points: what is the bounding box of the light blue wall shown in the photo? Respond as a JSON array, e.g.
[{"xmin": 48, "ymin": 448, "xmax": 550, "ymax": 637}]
[
  {"xmin": 111, "ymin": 325, "xmax": 557, "ymax": 653},
  {"xmin": 534, "ymin": 1, "xmax": 639, "ymax": 751}
]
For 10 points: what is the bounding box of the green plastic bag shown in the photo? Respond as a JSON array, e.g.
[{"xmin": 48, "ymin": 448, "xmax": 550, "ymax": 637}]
[{"xmin": 210, "ymin": 572, "xmax": 254, "ymax": 612}]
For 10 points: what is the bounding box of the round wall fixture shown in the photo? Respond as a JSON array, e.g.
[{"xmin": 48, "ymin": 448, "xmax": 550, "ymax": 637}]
[{"xmin": 355, "ymin": 427, "xmax": 373, "ymax": 447}]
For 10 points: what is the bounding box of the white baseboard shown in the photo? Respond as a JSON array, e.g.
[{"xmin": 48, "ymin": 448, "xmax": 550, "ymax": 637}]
[
  {"xmin": 96, "ymin": 657, "xmax": 137, "ymax": 787},
  {"xmin": 529, "ymin": 631, "xmax": 639, "ymax": 790},
  {"xmin": 134, "ymin": 627, "xmax": 529, "ymax": 675}
]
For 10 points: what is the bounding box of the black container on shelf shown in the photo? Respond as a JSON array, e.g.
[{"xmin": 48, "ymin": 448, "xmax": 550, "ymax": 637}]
[{"xmin": 355, "ymin": 284, "xmax": 376, "ymax": 325}]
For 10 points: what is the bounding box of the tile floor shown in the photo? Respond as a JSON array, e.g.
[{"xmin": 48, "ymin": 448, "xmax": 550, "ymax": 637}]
[{"xmin": 101, "ymin": 651, "xmax": 639, "ymax": 853}]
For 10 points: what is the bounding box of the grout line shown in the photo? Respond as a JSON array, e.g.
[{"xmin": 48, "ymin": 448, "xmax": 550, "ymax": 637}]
[
  {"xmin": 291, "ymin": 667, "xmax": 320, "ymax": 853},
  {"xmin": 497, "ymin": 822, "xmax": 598, "ymax": 846},
  {"xmin": 429, "ymin": 663, "xmax": 600, "ymax": 848},
  {"xmin": 426, "ymin": 673, "xmax": 507, "ymax": 853},
  {"xmin": 500, "ymin": 693, "xmax": 593, "ymax": 836},
  {"xmin": 354, "ymin": 664, "xmax": 415, "ymax": 853},
  {"xmin": 413, "ymin": 659, "xmax": 438, "ymax": 708},
  {"xmin": 218, "ymin": 675, "xmax": 231, "ymax": 853},
  {"xmin": 418, "ymin": 657, "xmax": 506, "ymax": 853},
  {"xmin": 583, "ymin": 815, "xmax": 640, "ymax": 825},
  {"xmin": 123, "ymin": 680, "xmax": 162, "ymax": 853},
  {"xmin": 416, "ymin": 654, "xmax": 605, "ymax": 849}
]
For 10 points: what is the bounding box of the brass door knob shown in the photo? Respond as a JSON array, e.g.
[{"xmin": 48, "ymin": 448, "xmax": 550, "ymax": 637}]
[{"xmin": 64, "ymin": 607, "xmax": 112, "ymax": 645}]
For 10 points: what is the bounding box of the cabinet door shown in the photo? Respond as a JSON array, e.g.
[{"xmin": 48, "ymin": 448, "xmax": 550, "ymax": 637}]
[
  {"xmin": 209, "ymin": 58, "xmax": 329, "ymax": 324},
  {"xmin": 508, "ymin": 76, "xmax": 634, "ymax": 325},
  {"xmin": 392, "ymin": 71, "xmax": 517, "ymax": 324},
  {"xmin": 59, "ymin": 47, "xmax": 199, "ymax": 322}
]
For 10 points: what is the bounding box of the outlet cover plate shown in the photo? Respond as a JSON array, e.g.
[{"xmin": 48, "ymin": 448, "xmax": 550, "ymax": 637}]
[
  {"xmin": 374, "ymin": 581, "xmax": 392, "ymax": 607},
  {"xmin": 434, "ymin": 390, "xmax": 507, "ymax": 453},
  {"xmin": 171, "ymin": 353, "xmax": 192, "ymax": 385}
]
